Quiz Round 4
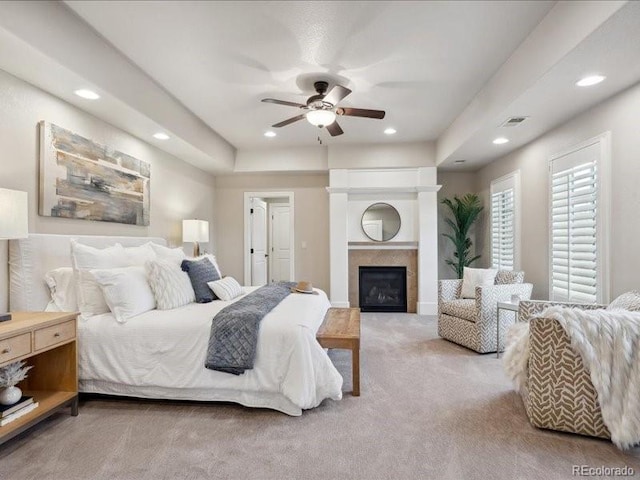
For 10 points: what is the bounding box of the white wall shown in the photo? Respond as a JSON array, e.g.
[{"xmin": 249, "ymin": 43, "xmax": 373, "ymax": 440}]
[
  {"xmin": 328, "ymin": 142, "xmax": 435, "ymax": 169},
  {"xmin": 476, "ymin": 80, "xmax": 640, "ymax": 300},
  {"xmin": 0, "ymin": 68, "xmax": 217, "ymax": 311},
  {"xmin": 235, "ymin": 146, "xmax": 328, "ymax": 173},
  {"xmin": 348, "ymin": 196, "xmax": 417, "ymax": 242},
  {"xmin": 436, "ymin": 171, "xmax": 478, "ymax": 280}
]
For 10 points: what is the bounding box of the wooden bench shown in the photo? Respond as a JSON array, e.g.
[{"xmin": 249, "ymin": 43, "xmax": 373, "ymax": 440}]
[{"xmin": 316, "ymin": 308, "xmax": 361, "ymax": 396}]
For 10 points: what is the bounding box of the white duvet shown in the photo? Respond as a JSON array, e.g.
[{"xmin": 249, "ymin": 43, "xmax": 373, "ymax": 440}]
[{"xmin": 78, "ymin": 287, "xmax": 343, "ymax": 416}]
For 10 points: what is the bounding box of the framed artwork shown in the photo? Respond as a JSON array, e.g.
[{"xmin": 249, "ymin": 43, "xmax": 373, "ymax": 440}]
[{"xmin": 39, "ymin": 121, "xmax": 150, "ymax": 226}]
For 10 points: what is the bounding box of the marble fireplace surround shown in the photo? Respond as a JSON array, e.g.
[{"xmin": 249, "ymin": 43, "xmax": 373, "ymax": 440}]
[
  {"xmin": 327, "ymin": 168, "xmax": 441, "ymax": 315},
  {"xmin": 349, "ymin": 249, "xmax": 418, "ymax": 313}
]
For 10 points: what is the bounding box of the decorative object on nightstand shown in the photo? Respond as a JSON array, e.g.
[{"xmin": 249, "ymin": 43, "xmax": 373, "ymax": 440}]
[
  {"xmin": 0, "ymin": 188, "xmax": 29, "ymax": 322},
  {"xmin": 0, "ymin": 361, "xmax": 33, "ymax": 405},
  {"xmin": 183, "ymin": 219, "xmax": 209, "ymax": 257}
]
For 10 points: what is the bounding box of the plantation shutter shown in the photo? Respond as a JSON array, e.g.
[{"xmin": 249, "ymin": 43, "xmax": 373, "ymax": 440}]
[
  {"xmin": 550, "ymin": 142, "xmax": 600, "ymax": 303},
  {"xmin": 491, "ymin": 174, "xmax": 517, "ymax": 270}
]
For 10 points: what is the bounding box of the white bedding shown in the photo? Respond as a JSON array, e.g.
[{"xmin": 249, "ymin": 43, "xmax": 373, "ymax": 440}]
[{"xmin": 78, "ymin": 287, "xmax": 343, "ymax": 416}]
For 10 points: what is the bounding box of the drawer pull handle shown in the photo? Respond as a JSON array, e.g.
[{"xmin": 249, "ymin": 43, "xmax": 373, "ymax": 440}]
[
  {"xmin": 54, "ymin": 332, "xmax": 61, "ymax": 338},
  {"xmin": 1, "ymin": 347, "xmax": 10, "ymax": 354}
]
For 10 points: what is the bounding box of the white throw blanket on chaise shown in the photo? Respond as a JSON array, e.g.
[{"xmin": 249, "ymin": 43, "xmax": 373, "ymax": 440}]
[{"xmin": 504, "ymin": 306, "xmax": 640, "ymax": 449}]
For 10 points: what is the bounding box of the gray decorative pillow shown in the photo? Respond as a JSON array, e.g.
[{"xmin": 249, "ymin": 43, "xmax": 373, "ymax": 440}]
[
  {"xmin": 607, "ymin": 291, "xmax": 640, "ymax": 312},
  {"xmin": 181, "ymin": 257, "xmax": 220, "ymax": 303}
]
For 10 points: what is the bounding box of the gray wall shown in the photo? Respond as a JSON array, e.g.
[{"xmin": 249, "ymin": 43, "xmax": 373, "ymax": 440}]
[
  {"xmin": 437, "ymin": 171, "xmax": 478, "ymax": 280},
  {"xmin": 475, "ymin": 80, "xmax": 640, "ymax": 300},
  {"xmin": 0, "ymin": 69, "xmax": 217, "ymax": 311},
  {"xmin": 214, "ymin": 174, "xmax": 330, "ymax": 292}
]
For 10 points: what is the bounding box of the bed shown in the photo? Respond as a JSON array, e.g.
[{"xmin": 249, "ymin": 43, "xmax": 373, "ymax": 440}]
[{"xmin": 9, "ymin": 234, "xmax": 343, "ymax": 416}]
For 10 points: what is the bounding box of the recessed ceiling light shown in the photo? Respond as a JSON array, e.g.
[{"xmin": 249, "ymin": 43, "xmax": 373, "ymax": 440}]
[
  {"xmin": 384, "ymin": 127, "xmax": 397, "ymax": 135},
  {"xmin": 493, "ymin": 137, "xmax": 509, "ymax": 145},
  {"xmin": 74, "ymin": 89, "xmax": 100, "ymax": 100},
  {"xmin": 153, "ymin": 132, "xmax": 170, "ymax": 140},
  {"xmin": 264, "ymin": 131, "xmax": 276, "ymax": 138},
  {"xmin": 576, "ymin": 75, "xmax": 606, "ymax": 87}
]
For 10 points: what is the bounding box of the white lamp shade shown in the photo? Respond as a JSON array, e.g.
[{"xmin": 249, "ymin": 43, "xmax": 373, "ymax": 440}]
[
  {"xmin": 0, "ymin": 188, "xmax": 28, "ymax": 240},
  {"xmin": 306, "ymin": 109, "xmax": 336, "ymax": 127},
  {"xmin": 182, "ymin": 219, "xmax": 209, "ymax": 243}
]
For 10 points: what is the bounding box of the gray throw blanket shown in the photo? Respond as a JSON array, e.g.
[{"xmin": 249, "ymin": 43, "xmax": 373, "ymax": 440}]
[{"xmin": 205, "ymin": 282, "xmax": 295, "ymax": 375}]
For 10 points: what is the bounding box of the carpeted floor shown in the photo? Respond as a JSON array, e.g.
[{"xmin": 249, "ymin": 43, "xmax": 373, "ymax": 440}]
[{"xmin": 1, "ymin": 314, "xmax": 639, "ymax": 480}]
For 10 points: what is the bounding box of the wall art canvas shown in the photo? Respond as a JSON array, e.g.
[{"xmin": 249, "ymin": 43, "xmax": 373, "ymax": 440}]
[{"xmin": 39, "ymin": 121, "xmax": 150, "ymax": 226}]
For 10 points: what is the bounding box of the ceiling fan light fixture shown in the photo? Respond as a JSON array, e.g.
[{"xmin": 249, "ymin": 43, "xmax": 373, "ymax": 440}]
[{"xmin": 306, "ymin": 109, "xmax": 336, "ymax": 127}]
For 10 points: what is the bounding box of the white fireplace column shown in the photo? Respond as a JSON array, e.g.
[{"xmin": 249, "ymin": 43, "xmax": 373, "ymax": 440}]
[{"xmin": 329, "ymin": 191, "xmax": 349, "ymax": 307}]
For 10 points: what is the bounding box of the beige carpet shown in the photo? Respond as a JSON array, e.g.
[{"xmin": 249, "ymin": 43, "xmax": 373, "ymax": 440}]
[{"xmin": 1, "ymin": 314, "xmax": 639, "ymax": 480}]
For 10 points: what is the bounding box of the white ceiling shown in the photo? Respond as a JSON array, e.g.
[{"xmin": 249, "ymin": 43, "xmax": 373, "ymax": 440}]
[
  {"xmin": 0, "ymin": 1, "xmax": 637, "ymax": 173},
  {"xmin": 65, "ymin": 0, "xmax": 554, "ymax": 148}
]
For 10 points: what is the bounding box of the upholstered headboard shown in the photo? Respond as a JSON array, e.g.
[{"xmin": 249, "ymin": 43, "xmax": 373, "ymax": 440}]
[{"xmin": 9, "ymin": 234, "xmax": 167, "ymax": 311}]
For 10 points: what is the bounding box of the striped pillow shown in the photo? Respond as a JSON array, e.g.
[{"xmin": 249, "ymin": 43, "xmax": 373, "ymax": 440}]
[{"xmin": 207, "ymin": 277, "xmax": 244, "ymax": 301}]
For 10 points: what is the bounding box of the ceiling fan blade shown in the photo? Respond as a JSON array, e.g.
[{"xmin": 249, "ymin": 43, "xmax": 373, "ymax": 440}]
[
  {"xmin": 323, "ymin": 85, "xmax": 352, "ymax": 105},
  {"xmin": 326, "ymin": 121, "xmax": 344, "ymax": 137},
  {"xmin": 337, "ymin": 107, "xmax": 385, "ymax": 119},
  {"xmin": 262, "ymin": 98, "xmax": 306, "ymax": 108},
  {"xmin": 272, "ymin": 114, "xmax": 306, "ymax": 128}
]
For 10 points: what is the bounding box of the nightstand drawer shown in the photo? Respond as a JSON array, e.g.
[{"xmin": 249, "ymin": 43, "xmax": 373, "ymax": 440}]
[
  {"xmin": 34, "ymin": 320, "xmax": 75, "ymax": 351},
  {"xmin": 0, "ymin": 332, "xmax": 31, "ymax": 365}
]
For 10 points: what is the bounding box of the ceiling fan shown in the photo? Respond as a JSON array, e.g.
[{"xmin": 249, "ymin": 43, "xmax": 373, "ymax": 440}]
[{"xmin": 261, "ymin": 81, "xmax": 385, "ymax": 137}]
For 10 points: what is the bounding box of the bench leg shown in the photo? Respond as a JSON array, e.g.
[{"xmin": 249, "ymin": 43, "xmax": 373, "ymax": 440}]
[{"xmin": 352, "ymin": 346, "xmax": 360, "ymax": 397}]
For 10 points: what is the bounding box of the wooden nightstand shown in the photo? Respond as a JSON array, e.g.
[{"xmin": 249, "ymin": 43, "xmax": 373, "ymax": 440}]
[{"xmin": 0, "ymin": 312, "xmax": 78, "ymax": 445}]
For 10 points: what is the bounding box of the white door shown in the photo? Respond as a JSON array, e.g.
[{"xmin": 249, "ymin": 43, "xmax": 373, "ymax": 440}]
[
  {"xmin": 250, "ymin": 198, "xmax": 268, "ymax": 285},
  {"xmin": 269, "ymin": 203, "xmax": 291, "ymax": 282}
]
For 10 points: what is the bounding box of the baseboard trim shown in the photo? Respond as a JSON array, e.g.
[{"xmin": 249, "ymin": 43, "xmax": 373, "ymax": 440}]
[
  {"xmin": 417, "ymin": 302, "xmax": 437, "ymax": 316},
  {"xmin": 330, "ymin": 301, "xmax": 350, "ymax": 308}
]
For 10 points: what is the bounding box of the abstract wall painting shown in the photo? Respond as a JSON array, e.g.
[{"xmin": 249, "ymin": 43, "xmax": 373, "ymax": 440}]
[{"xmin": 39, "ymin": 121, "xmax": 150, "ymax": 226}]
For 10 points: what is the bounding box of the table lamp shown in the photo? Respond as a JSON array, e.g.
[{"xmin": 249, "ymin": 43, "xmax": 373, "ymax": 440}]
[
  {"xmin": 182, "ymin": 219, "xmax": 209, "ymax": 257},
  {"xmin": 0, "ymin": 188, "xmax": 28, "ymax": 322}
]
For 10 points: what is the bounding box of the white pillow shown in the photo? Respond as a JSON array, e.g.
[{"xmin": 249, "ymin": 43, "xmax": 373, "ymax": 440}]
[
  {"xmin": 70, "ymin": 241, "xmax": 128, "ymax": 319},
  {"xmin": 461, "ymin": 267, "xmax": 498, "ymax": 299},
  {"xmin": 122, "ymin": 242, "xmax": 157, "ymax": 265},
  {"xmin": 44, "ymin": 267, "xmax": 78, "ymax": 312},
  {"xmin": 91, "ymin": 266, "xmax": 156, "ymax": 323},
  {"xmin": 149, "ymin": 243, "xmax": 186, "ymax": 265},
  {"xmin": 149, "ymin": 243, "xmax": 222, "ymax": 277},
  {"xmin": 146, "ymin": 259, "xmax": 195, "ymax": 310},
  {"xmin": 207, "ymin": 276, "xmax": 244, "ymax": 301}
]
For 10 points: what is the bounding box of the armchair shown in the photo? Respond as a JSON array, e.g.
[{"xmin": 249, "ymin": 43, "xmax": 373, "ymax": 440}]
[
  {"xmin": 516, "ymin": 300, "xmax": 610, "ymax": 439},
  {"xmin": 437, "ymin": 271, "xmax": 532, "ymax": 353}
]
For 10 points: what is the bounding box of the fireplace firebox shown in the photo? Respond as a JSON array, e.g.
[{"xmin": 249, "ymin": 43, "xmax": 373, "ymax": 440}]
[{"xmin": 358, "ymin": 266, "xmax": 407, "ymax": 312}]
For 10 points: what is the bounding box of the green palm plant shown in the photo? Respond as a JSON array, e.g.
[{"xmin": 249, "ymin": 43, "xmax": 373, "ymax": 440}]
[{"xmin": 441, "ymin": 194, "xmax": 483, "ymax": 279}]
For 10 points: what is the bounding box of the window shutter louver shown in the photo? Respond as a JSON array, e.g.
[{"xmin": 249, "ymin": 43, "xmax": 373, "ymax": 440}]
[
  {"xmin": 550, "ymin": 142, "xmax": 600, "ymax": 303},
  {"xmin": 491, "ymin": 173, "xmax": 518, "ymax": 271}
]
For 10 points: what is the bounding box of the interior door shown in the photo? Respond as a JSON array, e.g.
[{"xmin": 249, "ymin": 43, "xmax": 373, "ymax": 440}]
[
  {"xmin": 250, "ymin": 198, "xmax": 268, "ymax": 285},
  {"xmin": 269, "ymin": 203, "xmax": 291, "ymax": 282}
]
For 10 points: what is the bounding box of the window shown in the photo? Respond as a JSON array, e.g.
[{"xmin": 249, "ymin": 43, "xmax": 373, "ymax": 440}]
[
  {"xmin": 549, "ymin": 134, "xmax": 610, "ymax": 304},
  {"xmin": 491, "ymin": 171, "xmax": 520, "ymax": 270}
]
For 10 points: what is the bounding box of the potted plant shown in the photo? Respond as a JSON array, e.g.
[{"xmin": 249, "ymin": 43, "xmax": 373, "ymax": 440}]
[
  {"xmin": 0, "ymin": 361, "xmax": 32, "ymax": 405},
  {"xmin": 441, "ymin": 193, "xmax": 483, "ymax": 279}
]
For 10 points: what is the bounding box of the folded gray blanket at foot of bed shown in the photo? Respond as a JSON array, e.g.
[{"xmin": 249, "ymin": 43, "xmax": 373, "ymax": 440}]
[{"xmin": 205, "ymin": 282, "xmax": 296, "ymax": 375}]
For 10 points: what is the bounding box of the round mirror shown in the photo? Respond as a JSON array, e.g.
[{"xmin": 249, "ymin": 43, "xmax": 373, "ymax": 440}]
[{"xmin": 361, "ymin": 203, "xmax": 401, "ymax": 242}]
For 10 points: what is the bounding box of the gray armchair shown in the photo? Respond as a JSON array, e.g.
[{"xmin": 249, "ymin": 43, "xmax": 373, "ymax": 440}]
[{"xmin": 437, "ymin": 271, "xmax": 532, "ymax": 353}]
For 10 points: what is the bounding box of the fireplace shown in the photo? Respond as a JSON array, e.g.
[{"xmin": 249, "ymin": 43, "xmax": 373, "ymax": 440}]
[{"xmin": 358, "ymin": 266, "xmax": 407, "ymax": 312}]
